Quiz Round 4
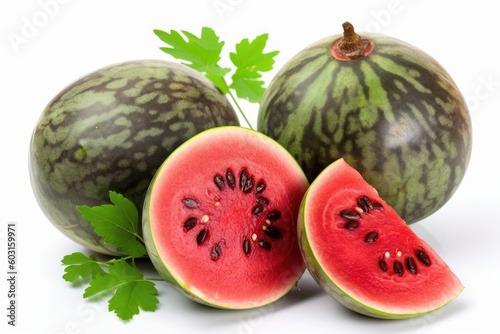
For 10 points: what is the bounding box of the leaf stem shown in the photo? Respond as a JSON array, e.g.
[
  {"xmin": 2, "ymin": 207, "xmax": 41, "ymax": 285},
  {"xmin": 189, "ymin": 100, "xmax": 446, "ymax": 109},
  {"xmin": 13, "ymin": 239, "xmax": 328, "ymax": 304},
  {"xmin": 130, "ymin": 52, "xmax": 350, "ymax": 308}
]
[
  {"xmin": 99, "ymin": 256, "xmax": 133, "ymax": 267},
  {"xmin": 135, "ymin": 234, "xmax": 145, "ymax": 245},
  {"xmin": 227, "ymin": 88, "xmax": 253, "ymax": 130}
]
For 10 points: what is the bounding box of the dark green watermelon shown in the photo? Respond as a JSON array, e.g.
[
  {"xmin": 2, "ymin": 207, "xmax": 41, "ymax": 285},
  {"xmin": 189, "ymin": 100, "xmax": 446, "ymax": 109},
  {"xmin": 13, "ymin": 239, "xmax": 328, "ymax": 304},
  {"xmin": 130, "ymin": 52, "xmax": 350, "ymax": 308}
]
[
  {"xmin": 257, "ymin": 23, "xmax": 472, "ymax": 223},
  {"xmin": 30, "ymin": 60, "xmax": 239, "ymax": 255}
]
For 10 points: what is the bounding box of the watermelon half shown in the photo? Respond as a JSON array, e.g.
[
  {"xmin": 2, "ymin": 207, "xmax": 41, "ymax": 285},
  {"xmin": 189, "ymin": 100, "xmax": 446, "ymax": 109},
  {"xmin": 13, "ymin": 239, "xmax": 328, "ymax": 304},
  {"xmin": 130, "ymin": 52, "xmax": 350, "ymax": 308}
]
[
  {"xmin": 143, "ymin": 126, "xmax": 309, "ymax": 309},
  {"xmin": 298, "ymin": 158, "xmax": 464, "ymax": 319}
]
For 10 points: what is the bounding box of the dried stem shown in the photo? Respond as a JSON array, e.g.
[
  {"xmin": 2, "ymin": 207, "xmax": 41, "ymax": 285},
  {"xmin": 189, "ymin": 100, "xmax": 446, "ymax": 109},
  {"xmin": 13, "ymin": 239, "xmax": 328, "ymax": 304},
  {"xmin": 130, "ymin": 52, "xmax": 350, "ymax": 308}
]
[{"xmin": 337, "ymin": 22, "xmax": 371, "ymax": 60}]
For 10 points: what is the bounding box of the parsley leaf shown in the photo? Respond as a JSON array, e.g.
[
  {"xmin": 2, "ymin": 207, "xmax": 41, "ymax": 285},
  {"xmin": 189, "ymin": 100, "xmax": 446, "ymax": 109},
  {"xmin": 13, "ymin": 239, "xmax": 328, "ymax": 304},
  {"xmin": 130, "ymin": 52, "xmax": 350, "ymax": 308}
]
[
  {"xmin": 154, "ymin": 26, "xmax": 280, "ymax": 129},
  {"xmin": 62, "ymin": 191, "xmax": 158, "ymax": 320},
  {"xmin": 229, "ymin": 34, "xmax": 279, "ymax": 103},
  {"xmin": 61, "ymin": 252, "xmax": 105, "ymax": 283},
  {"xmin": 83, "ymin": 259, "xmax": 159, "ymax": 320},
  {"xmin": 76, "ymin": 191, "xmax": 146, "ymax": 258},
  {"xmin": 154, "ymin": 27, "xmax": 230, "ymax": 93},
  {"xmin": 108, "ymin": 280, "xmax": 158, "ymax": 320}
]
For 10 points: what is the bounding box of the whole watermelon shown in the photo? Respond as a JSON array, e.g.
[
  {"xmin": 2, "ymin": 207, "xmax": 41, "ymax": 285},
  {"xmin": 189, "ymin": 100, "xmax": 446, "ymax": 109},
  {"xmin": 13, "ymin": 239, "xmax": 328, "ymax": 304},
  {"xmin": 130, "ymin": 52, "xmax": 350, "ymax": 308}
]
[
  {"xmin": 29, "ymin": 59, "xmax": 240, "ymax": 255},
  {"xmin": 258, "ymin": 23, "xmax": 472, "ymax": 223}
]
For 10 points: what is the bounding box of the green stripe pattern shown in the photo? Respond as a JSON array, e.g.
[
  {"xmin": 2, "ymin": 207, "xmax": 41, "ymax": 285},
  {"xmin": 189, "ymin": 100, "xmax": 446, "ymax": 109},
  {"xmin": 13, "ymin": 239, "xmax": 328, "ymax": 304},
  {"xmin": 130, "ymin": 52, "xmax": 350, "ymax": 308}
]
[
  {"xmin": 30, "ymin": 60, "xmax": 239, "ymax": 255},
  {"xmin": 258, "ymin": 34, "xmax": 472, "ymax": 223}
]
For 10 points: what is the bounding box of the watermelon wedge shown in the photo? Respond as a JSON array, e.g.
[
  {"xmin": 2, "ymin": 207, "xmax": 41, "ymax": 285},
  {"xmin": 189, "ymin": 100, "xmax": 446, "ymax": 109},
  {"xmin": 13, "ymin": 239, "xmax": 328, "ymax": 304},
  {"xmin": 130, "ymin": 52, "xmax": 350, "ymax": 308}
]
[{"xmin": 298, "ymin": 158, "xmax": 464, "ymax": 319}]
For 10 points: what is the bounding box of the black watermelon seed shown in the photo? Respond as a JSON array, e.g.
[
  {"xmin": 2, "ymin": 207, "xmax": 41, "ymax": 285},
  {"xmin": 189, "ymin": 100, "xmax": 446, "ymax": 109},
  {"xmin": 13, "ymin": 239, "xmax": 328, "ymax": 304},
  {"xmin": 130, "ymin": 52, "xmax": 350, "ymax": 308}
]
[
  {"xmin": 183, "ymin": 217, "xmax": 197, "ymax": 232},
  {"xmin": 416, "ymin": 250, "xmax": 431, "ymax": 266},
  {"xmin": 263, "ymin": 226, "xmax": 282, "ymax": 239},
  {"xmin": 225, "ymin": 168, "xmax": 236, "ymax": 189},
  {"xmin": 211, "ymin": 243, "xmax": 222, "ymax": 261},
  {"xmin": 394, "ymin": 261, "xmax": 404, "ymax": 276},
  {"xmin": 252, "ymin": 205, "xmax": 264, "ymax": 216},
  {"xmin": 406, "ymin": 257, "xmax": 417, "ymax": 275},
  {"xmin": 258, "ymin": 240, "xmax": 272, "ymax": 250},
  {"xmin": 340, "ymin": 209, "xmax": 361, "ymax": 220},
  {"xmin": 267, "ymin": 210, "xmax": 281, "ymax": 221},
  {"xmin": 243, "ymin": 238, "xmax": 251, "ymax": 255},
  {"xmin": 255, "ymin": 180, "xmax": 266, "ymax": 194},
  {"xmin": 182, "ymin": 197, "xmax": 198, "ymax": 209},
  {"xmin": 196, "ymin": 228, "xmax": 208, "ymax": 245},
  {"xmin": 256, "ymin": 196, "xmax": 269, "ymax": 205},
  {"xmin": 357, "ymin": 195, "xmax": 374, "ymax": 212},
  {"xmin": 239, "ymin": 168, "xmax": 254, "ymax": 193},
  {"xmin": 365, "ymin": 231, "xmax": 378, "ymax": 243},
  {"xmin": 378, "ymin": 259, "xmax": 388, "ymax": 272},
  {"xmin": 345, "ymin": 220, "xmax": 359, "ymax": 230},
  {"xmin": 214, "ymin": 174, "xmax": 225, "ymax": 190}
]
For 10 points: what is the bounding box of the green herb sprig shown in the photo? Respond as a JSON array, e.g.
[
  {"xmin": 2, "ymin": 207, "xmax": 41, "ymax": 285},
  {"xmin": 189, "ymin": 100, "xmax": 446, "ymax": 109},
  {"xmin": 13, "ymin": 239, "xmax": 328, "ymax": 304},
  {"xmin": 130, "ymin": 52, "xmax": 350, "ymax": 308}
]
[
  {"xmin": 154, "ymin": 26, "xmax": 279, "ymax": 129},
  {"xmin": 61, "ymin": 192, "xmax": 160, "ymax": 321}
]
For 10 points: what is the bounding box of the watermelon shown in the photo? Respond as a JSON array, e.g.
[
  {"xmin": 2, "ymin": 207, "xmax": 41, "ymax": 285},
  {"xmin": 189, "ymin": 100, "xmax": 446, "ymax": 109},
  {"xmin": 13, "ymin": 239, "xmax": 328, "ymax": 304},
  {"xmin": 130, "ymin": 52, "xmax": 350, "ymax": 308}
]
[
  {"xmin": 142, "ymin": 126, "xmax": 308, "ymax": 309},
  {"xmin": 298, "ymin": 158, "xmax": 464, "ymax": 319},
  {"xmin": 258, "ymin": 22, "xmax": 472, "ymax": 223},
  {"xmin": 29, "ymin": 60, "xmax": 239, "ymax": 255}
]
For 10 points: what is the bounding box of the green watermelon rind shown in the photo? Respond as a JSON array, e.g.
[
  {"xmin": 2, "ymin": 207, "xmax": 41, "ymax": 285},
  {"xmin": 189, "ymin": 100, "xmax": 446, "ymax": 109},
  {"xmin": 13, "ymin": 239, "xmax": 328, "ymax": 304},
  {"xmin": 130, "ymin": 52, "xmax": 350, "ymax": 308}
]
[
  {"xmin": 297, "ymin": 159, "xmax": 464, "ymax": 319},
  {"xmin": 142, "ymin": 126, "xmax": 308, "ymax": 309}
]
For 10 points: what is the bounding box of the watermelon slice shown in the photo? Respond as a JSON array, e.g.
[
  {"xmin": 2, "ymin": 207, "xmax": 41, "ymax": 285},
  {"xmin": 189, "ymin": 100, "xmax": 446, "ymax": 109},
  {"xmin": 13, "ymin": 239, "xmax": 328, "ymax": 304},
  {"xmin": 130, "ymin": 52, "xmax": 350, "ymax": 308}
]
[
  {"xmin": 143, "ymin": 126, "xmax": 309, "ymax": 309},
  {"xmin": 298, "ymin": 158, "xmax": 464, "ymax": 319}
]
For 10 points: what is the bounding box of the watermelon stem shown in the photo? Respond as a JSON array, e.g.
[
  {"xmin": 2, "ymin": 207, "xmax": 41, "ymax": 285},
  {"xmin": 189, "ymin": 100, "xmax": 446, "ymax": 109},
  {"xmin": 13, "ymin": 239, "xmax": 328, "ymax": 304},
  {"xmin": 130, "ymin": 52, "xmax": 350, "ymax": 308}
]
[
  {"xmin": 339, "ymin": 22, "xmax": 365, "ymax": 54},
  {"xmin": 331, "ymin": 22, "xmax": 374, "ymax": 61}
]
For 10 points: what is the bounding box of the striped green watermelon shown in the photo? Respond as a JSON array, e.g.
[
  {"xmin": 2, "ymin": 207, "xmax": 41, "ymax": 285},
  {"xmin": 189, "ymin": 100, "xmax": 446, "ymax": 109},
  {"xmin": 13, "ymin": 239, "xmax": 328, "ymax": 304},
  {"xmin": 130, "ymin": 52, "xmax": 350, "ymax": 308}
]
[
  {"xmin": 258, "ymin": 22, "xmax": 472, "ymax": 223},
  {"xmin": 29, "ymin": 60, "xmax": 239, "ymax": 255}
]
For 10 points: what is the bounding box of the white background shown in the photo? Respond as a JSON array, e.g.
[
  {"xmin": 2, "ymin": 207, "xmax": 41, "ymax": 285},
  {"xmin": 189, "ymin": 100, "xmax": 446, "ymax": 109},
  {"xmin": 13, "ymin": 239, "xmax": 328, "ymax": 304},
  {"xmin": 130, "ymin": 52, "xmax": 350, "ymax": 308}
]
[{"xmin": 2, "ymin": 0, "xmax": 499, "ymax": 333}]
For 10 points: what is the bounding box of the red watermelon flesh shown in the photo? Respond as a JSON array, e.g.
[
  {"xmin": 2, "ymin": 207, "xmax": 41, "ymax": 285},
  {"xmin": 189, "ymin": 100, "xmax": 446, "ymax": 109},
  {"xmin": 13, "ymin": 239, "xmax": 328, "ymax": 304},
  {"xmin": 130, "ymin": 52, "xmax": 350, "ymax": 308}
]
[
  {"xmin": 143, "ymin": 126, "xmax": 308, "ymax": 309},
  {"xmin": 298, "ymin": 158, "xmax": 464, "ymax": 318}
]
